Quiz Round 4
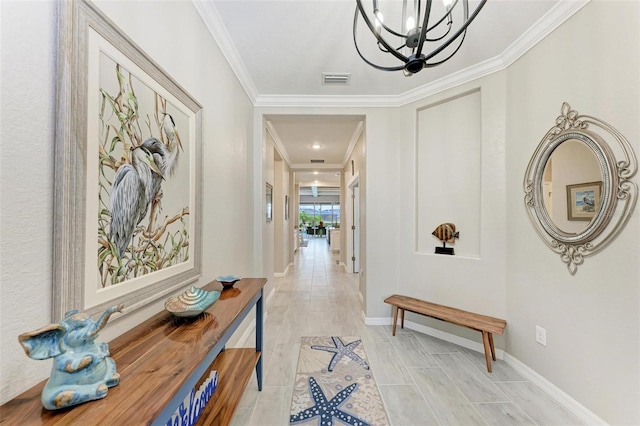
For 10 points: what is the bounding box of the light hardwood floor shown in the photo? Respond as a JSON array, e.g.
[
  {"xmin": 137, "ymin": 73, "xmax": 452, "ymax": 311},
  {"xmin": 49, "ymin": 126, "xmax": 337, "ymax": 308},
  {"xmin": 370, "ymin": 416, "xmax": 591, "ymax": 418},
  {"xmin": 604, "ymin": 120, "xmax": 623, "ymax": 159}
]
[{"xmin": 230, "ymin": 238, "xmax": 583, "ymax": 426}]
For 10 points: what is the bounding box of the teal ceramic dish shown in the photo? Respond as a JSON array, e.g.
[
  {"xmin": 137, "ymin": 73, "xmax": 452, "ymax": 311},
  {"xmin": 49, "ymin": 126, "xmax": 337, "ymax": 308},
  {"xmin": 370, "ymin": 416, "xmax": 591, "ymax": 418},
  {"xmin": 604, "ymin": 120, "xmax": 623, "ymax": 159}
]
[
  {"xmin": 165, "ymin": 286, "xmax": 220, "ymax": 317},
  {"xmin": 216, "ymin": 275, "xmax": 241, "ymax": 288}
]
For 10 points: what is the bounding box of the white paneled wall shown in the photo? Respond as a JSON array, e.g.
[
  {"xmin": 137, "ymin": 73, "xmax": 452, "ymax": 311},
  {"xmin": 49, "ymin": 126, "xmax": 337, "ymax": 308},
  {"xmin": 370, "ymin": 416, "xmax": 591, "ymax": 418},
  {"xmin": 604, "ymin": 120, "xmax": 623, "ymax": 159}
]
[{"xmin": 416, "ymin": 90, "xmax": 482, "ymax": 257}]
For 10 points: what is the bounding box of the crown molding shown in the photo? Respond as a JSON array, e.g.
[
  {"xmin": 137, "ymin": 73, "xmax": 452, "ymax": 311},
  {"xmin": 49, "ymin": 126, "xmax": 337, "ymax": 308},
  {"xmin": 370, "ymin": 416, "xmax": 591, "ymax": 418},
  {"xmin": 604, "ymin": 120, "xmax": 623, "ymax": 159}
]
[
  {"xmin": 198, "ymin": 0, "xmax": 589, "ymax": 109},
  {"xmin": 343, "ymin": 121, "xmax": 364, "ymax": 165},
  {"xmin": 499, "ymin": 0, "xmax": 590, "ymax": 68},
  {"xmin": 291, "ymin": 163, "xmax": 344, "ymax": 170},
  {"xmin": 254, "ymin": 94, "xmax": 398, "ymax": 108},
  {"xmin": 193, "ymin": 0, "xmax": 259, "ymax": 103},
  {"xmin": 265, "ymin": 121, "xmax": 291, "ymax": 166},
  {"xmin": 399, "ymin": 0, "xmax": 591, "ymax": 106}
]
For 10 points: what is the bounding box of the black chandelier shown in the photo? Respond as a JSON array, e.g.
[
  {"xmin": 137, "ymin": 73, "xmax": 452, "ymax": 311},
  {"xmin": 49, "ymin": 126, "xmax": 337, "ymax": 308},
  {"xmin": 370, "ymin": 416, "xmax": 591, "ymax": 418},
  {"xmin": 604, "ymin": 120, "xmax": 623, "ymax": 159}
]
[{"xmin": 353, "ymin": 0, "xmax": 487, "ymax": 75}]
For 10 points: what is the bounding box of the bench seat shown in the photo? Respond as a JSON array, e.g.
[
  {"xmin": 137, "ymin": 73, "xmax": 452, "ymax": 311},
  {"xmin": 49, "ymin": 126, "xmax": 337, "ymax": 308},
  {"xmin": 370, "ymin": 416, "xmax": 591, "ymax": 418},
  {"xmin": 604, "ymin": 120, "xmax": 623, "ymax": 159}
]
[{"xmin": 384, "ymin": 294, "xmax": 506, "ymax": 373}]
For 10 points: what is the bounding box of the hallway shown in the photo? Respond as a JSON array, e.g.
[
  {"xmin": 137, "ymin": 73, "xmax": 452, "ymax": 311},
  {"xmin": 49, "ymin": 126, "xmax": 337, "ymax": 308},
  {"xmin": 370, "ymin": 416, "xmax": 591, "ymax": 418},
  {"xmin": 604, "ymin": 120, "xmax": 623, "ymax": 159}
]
[{"xmin": 231, "ymin": 238, "xmax": 583, "ymax": 425}]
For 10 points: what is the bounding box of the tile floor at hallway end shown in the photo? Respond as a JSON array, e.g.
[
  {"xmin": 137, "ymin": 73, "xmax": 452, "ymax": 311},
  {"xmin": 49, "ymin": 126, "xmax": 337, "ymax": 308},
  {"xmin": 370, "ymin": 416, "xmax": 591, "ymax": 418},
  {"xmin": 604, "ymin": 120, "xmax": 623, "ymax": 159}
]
[{"xmin": 229, "ymin": 238, "xmax": 583, "ymax": 426}]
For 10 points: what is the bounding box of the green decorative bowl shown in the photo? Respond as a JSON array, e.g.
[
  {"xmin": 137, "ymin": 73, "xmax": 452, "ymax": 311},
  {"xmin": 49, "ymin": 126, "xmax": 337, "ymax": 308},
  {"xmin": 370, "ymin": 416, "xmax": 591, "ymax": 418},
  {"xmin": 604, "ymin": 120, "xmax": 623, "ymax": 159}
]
[{"xmin": 165, "ymin": 286, "xmax": 220, "ymax": 317}]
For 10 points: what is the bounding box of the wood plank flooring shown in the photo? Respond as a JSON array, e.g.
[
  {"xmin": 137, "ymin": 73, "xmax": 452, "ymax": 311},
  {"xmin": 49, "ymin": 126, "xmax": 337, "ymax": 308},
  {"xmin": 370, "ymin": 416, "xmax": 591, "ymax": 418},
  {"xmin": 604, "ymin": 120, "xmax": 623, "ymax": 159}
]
[{"xmin": 230, "ymin": 238, "xmax": 583, "ymax": 426}]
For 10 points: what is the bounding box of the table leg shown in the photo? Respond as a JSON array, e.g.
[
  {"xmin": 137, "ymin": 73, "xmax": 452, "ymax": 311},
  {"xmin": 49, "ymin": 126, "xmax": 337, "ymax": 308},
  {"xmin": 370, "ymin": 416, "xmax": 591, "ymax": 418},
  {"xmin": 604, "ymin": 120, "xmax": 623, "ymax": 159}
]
[
  {"xmin": 488, "ymin": 333, "xmax": 496, "ymax": 361},
  {"xmin": 400, "ymin": 309, "xmax": 405, "ymax": 330},
  {"xmin": 392, "ymin": 306, "xmax": 398, "ymax": 336},
  {"xmin": 255, "ymin": 289, "xmax": 263, "ymax": 391},
  {"xmin": 481, "ymin": 331, "xmax": 492, "ymax": 373}
]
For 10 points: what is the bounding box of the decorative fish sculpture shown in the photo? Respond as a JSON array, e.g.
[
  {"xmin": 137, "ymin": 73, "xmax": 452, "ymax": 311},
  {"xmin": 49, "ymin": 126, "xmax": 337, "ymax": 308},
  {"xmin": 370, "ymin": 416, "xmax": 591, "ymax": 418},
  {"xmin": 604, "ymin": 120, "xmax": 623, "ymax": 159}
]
[{"xmin": 432, "ymin": 223, "xmax": 459, "ymax": 243}]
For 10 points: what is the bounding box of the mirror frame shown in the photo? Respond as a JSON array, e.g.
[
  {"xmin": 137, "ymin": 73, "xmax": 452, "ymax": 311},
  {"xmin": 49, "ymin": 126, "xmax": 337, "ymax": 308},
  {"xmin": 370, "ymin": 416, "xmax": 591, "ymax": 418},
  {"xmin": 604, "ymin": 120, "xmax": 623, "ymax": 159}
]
[{"xmin": 524, "ymin": 103, "xmax": 637, "ymax": 275}]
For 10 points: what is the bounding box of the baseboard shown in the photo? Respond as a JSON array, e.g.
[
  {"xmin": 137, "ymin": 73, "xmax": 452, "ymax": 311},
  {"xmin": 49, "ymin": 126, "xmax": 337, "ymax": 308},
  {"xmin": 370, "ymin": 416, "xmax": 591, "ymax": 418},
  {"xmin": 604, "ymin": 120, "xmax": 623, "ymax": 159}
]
[
  {"xmin": 274, "ymin": 263, "xmax": 292, "ymax": 277},
  {"xmin": 364, "ymin": 315, "xmax": 605, "ymax": 424},
  {"xmin": 235, "ymin": 317, "xmax": 256, "ymax": 347},
  {"xmin": 502, "ymin": 353, "xmax": 607, "ymax": 425},
  {"xmin": 406, "ymin": 319, "xmax": 505, "ymax": 360},
  {"xmin": 266, "ymin": 286, "xmax": 276, "ymax": 306},
  {"xmin": 236, "ymin": 286, "xmax": 276, "ymax": 347},
  {"xmin": 363, "ymin": 316, "xmax": 504, "ymax": 359},
  {"xmin": 363, "ymin": 316, "xmax": 390, "ymax": 326}
]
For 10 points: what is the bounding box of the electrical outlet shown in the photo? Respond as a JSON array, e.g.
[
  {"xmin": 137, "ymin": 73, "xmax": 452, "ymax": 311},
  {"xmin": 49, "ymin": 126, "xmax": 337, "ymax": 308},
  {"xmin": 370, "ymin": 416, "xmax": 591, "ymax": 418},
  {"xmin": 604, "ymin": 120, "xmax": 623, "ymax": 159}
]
[{"xmin": 536, "ymin": 326, "xmax": 547, "ymax": 346}]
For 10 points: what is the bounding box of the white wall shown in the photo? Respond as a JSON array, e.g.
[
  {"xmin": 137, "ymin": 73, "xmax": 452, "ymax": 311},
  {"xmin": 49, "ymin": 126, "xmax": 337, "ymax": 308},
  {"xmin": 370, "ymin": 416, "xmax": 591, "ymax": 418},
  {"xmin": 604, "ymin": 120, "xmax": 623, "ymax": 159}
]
[
  {"xmin": 505, "ymin": 2, "xmax": 639, "ymax": 424},
  {"xmin": 416, "ymin": 90, "xmax": 482, "ymax": 257},
  {"xmin": 362, "ymin": 109, "xmax": 400, "ymax": 317},
  {"xmin": 0, "ymin": 0, "xmax": 255, "ymax": 404},
  {"xmin": 273, "ymin": 158, "xmax": 292, "ymax": 275},
  {"xmin": 261, "ymin": 127, "xmax": 275, "ymax": 299},
  {"xmin": 1, "ymin": 0, "xmax": 57, "ymax": 402},
  {"xmin": 340, "ymin": 132, "xmax": 367, "ymax": 305},
  {"xmin": 395, "ymin": 72, "xmax": 509, "ymax": 344},
  {"xmin": 391, "ymin": 4, "xmax": 639, "ymax": 423}
]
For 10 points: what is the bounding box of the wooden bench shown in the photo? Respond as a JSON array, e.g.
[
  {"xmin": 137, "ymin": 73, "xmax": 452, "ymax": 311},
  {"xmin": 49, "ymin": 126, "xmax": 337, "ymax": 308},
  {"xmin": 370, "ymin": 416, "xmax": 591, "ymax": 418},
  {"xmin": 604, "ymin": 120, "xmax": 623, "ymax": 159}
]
[{"xmin": 384, "ymin": 294, "xmax": 506, "ymax": 373}]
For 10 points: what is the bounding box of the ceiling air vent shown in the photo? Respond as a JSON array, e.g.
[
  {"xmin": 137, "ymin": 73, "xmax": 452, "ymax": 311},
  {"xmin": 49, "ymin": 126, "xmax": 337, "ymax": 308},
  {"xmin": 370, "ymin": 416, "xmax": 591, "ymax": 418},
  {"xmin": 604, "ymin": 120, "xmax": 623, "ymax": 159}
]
[
  {"xmin": 310, "ymin": 159, "xmax": 325, "ymax": 163},
  {"xmin": 322, "ymin": 73, "xmax": 351, "ymax": 86}
]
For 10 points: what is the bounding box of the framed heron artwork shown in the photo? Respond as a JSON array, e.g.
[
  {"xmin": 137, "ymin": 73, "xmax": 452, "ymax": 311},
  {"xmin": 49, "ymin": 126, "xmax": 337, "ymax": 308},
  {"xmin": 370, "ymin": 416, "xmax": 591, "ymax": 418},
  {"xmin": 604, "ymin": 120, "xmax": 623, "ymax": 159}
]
[{"xmin": 53, "ymin": 0, "xmax": 202, "ymax": 320}]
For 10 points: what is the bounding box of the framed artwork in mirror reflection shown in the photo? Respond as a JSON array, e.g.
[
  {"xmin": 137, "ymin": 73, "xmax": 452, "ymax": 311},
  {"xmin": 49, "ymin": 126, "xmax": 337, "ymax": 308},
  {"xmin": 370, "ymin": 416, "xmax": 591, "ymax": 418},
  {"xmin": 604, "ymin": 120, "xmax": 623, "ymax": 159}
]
[{"xmin": 566, "ymin": 181, "xmax": 602, "ymax": 221}]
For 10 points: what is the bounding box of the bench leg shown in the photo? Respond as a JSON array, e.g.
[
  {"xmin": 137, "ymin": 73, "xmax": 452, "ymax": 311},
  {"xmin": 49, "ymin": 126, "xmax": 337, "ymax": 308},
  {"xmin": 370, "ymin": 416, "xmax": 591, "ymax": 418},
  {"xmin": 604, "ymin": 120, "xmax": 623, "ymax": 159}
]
[
  {"xmin": 392, "ymin": 306, "xmax": 398, "ymax": 336},
  {"xmin": 400, "ymin": 308, "xmax": 405, "ymax": 330},
  {"xmin": 488, "ymin": 333, "xmax": 496, "ymax": 361},
  {"xmin": 482, "ymin": 331, "xmax": 493, "ymax": 373}
]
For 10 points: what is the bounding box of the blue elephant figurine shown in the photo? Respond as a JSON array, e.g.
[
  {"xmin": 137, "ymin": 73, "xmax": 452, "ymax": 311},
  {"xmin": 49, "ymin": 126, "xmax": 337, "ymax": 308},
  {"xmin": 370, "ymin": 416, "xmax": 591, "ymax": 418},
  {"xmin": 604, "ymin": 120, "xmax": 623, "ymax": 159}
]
[{"xmin": 18, "ymin": 304, "xmax": 124, "ymax": 410}]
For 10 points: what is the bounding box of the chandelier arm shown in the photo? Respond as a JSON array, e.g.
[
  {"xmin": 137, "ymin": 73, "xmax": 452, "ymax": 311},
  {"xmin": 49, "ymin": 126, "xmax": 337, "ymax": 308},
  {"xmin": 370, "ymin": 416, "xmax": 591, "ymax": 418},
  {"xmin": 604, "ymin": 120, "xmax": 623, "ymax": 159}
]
[
  {"xmin": 402, "ymin": 0, "xmax": 407, "ymax": 32},
  {"xmin": 355, "ymin": 1, "xmax": 410, "ymax": 63},
  {"xmin": 379, "ymin": 21, "xmax": 410, "ymax": 38},
  {"xmin": 425, "ymin": 21, "xmax": 452, "ymax": 42},
  {"xmin": 378, "ymin": 42, "xmax": 408, "ymax": 53},
  {"xmin": 424, "ymin": 28, "xmax": 467, "ymax": 67},
  {"xmin": 353, "ymin": 7, "xmax": 407, "ymax": 72},
  {"xmin": 372, "ymin": 0, "xmax": 407, "ymax": 39},
  {"xmin": 424, "ymin": 0, "xmax": 459, "ymax": 33},
  {"xmin": 376, "ymin": 0, "xmax": 456, "ymax": 40},
  {"xmin": 422, "ymin": 0, "xmax": 486, "ymax": 62},
  {"xmin": 414, "ymin": 0, "xmax": 434, "ymax": 57}
]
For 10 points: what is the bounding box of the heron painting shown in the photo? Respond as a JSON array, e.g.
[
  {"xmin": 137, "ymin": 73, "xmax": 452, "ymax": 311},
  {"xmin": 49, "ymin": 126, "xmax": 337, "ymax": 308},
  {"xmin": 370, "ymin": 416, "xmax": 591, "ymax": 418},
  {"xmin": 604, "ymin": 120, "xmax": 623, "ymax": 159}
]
[{"xmin": 97, "ymin": 57, "xmax": 191, "ymax": 287}]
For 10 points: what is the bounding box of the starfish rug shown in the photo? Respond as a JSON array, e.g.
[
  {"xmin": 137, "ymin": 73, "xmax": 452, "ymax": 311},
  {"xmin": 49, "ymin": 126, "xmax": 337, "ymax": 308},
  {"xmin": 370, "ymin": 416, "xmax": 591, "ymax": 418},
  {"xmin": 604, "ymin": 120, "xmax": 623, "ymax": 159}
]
[{"xmin": 289, "ymin": 336, "xmax": 389, "ymax": 426}]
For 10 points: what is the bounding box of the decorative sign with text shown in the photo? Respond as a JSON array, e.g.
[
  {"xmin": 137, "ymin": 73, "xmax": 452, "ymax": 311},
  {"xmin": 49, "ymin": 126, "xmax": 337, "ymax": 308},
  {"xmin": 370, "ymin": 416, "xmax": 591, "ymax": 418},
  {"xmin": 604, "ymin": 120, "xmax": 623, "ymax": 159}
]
[{"xmin": 166, "ymin": 370, "xmax": 218, "ymax": 426}]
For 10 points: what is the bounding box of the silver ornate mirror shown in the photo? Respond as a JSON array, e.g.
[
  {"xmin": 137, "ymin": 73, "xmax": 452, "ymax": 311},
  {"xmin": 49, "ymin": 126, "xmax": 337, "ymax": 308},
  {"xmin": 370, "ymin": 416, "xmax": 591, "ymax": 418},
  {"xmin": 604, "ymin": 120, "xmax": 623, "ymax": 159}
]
[{"xmin": 524, "ymin": 103, "xmax": 637, "ymax": 275}]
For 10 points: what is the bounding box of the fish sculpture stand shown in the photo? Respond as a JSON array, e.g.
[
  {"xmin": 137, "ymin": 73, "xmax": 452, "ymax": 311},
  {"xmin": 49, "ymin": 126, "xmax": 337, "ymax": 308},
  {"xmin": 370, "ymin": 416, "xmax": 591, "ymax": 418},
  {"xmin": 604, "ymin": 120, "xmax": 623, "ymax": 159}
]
[
  {"xmin": 18, "ymin": 304, "xmax": 124, "ymax": 410},
  {"xmin": 432, "ymin": 223, "xmax": 459, "ymax": 255}
]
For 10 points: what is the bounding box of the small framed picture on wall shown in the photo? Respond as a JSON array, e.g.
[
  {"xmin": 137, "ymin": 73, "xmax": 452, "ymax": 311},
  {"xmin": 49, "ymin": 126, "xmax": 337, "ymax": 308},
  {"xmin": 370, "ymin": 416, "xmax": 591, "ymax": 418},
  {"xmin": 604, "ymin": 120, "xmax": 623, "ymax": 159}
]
[
  {"xmin": 285, "ymin": 195, "xmax": 289, "ymax": 220},
  {"xmin": 266, "ymin": 183, "xmax": 273, "ymax": 222}
]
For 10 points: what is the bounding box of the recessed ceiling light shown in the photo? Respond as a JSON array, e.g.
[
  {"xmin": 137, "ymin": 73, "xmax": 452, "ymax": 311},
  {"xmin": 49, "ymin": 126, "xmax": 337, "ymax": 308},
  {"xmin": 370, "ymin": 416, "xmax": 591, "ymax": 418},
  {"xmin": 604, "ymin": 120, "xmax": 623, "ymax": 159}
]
[
  {"xmin": 312, "ymin": 143, "xmax": 321, "ymax": 150},
  {"xmin": 313, "ymin": 171, "xmax": 319, "ymax": 175}
]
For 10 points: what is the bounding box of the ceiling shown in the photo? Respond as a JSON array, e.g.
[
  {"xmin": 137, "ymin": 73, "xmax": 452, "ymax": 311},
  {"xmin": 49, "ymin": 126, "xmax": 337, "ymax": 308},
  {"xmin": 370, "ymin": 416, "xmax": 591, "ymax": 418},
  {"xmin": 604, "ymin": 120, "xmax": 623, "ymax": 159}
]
[
  {"xmin": 265, "ymin": 114, "xmax": 363, "ymax": 186},
  {"xmin": 196, "ymin": 0, "xmax": 586, "ymax": 186}
]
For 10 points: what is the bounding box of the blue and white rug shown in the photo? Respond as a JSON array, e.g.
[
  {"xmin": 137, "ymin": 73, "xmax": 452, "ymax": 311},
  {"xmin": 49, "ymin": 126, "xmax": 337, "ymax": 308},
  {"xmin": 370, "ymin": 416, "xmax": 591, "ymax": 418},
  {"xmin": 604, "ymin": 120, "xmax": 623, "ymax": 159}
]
[{"xmin": 289, "ymin": 336, "xmax": 389, "ymax": 426}]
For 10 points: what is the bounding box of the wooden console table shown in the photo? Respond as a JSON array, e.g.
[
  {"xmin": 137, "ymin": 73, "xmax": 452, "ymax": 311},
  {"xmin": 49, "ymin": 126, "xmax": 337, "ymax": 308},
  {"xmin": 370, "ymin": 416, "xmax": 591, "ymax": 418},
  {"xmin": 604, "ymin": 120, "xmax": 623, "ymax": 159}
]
[{"xmin": 0, "ymin": 278, "xmax": 266, "ymax": 425}]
